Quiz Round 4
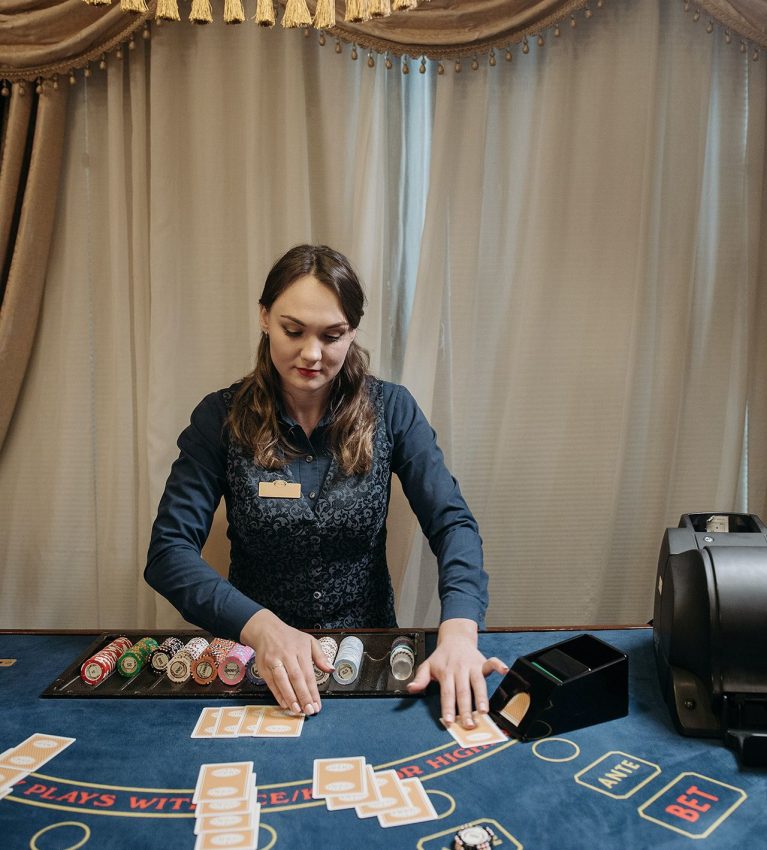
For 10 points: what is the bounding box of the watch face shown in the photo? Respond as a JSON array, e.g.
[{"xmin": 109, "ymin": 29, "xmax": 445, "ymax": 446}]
[{"xmin": 459, "ymin": 826, "xmax": 490, "ymax": 844}]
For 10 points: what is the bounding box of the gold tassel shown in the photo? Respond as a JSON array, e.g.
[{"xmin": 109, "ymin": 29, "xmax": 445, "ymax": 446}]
[
  {"xmin": 392, "ymin": 0, "xmax": 417, "ymax": 10},
  {"xmin": 121, "ymin": 0, "xmax": 148, "ymax": 11},
  {"xmin": 189, "ymin": 0, "xmax": 213, "ymax": 24},
  {"xmin": 282, "ymin": 0, "xmax": 313, "ymax": 27},
  {"xmin": 313, "ymin": 0, "xmax": 336, "ymax": 28},
  {"xmin": 369, "ymin": 0, "xmax": 391, "ymax": 16},
  {"xmin": 83, "ymin": 0, "xmax": 112, "ymax": 6},
  {"xmin": 156, "ymin": 0, "xmax": 180, "ymax": 20},
  {"xmin": 224, "ymin": 0, "xmax": 245, "ymax": 23},
  {"xmin": 254, "ymin": 0, "xmax": 276, "ymax": 26},
  {"xmin": 345, "ymin": 0, "xmax": 371, "ymax": 22}
]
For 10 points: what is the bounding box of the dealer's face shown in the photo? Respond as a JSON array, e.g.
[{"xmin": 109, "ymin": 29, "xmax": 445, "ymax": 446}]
[{"xmin": 260, "ymin": 274, "xmax": 356, "ymax": 404}]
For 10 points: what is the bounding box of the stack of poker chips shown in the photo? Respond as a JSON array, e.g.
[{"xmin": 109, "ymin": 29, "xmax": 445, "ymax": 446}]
[
  {"xmin": 117, "ymin": 636, "xmax": 159, "ymax": 678},
  {"xmin": 167, "ymin": 637, "xmax": 210, "ymax": 683},
  {"xmin": 149, "ymin": 636, "xmax": 184, "ymax": 675},
  {"xmin": 332, "ymin": 635, "xmax": 364, "ymax": 685},
  {"xmin": 80, "ymin": 636, "xmax": 133, "ymax": 686},
  {"xmin": 192, "ymin": 638, "xmax": 235, "ymax": 685},
  {"xmin": 218, "ymin": 643, "xmax": 255, "ymax": 686},
  {"xmin": 314, "ymin": 636, "xmax": 338, "ymax": 685}
]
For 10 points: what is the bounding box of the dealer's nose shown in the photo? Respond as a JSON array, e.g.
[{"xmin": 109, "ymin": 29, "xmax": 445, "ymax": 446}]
[{"xmin": 300, "ymin": 337, "xmax": 322, "ymax": 363}]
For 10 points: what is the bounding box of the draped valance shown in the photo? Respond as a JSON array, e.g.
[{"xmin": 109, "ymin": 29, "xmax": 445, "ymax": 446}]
[{"xmin": 1, "ymin": 0, "xmax": 767, "ymax": 84}]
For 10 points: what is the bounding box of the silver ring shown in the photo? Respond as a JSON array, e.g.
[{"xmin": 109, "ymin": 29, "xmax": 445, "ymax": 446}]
[{"xmin": 270, "ymin": 661, "xmax": 285, "ymax": 670}]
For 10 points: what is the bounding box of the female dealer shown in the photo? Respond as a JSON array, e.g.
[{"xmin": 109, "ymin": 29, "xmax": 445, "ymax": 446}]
[{"xmin": 145, "ymin": 245, "xmax": 507, "ymax": 726}]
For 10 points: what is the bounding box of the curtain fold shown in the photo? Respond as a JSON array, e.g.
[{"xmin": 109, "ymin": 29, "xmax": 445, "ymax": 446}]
[
  {"xmin": 0, "ymin": 2, "xmax": 150, "ymax": 82},
  {"xmin": 2, "ymin": 1, "xmax": 767, "ymax": 84},
  {"xmin": 0, "ymin": 86, "xmax": 68, "ymax": 451}
]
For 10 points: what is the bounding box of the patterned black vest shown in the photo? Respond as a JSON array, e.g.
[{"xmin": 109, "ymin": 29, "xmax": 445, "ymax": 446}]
[{"xmin": 223, "ymin": 378, "xmax": 397, "ymax": 629}]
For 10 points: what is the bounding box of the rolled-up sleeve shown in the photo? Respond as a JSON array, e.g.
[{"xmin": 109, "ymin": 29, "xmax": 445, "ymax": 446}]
[
  {"xmin": 144, "ymin": 392, "xmax": 262, "ymax": 640},
  {"xmin": 385, "ymin": 383, "xmax": 489, "ymax": 626}
]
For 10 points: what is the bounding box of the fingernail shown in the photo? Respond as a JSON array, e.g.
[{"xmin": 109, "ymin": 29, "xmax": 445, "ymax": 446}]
[
  {"xmin": 291, "ymin": 702, "xmax": 301, "ymax": 714},
  {"xmin": 478, "ymin": 702, "xmax": 488, "ymax": 712},
  {"xmin": 314, "ymin": 702, "xmax": 321, "ymax": 713},
  {"xmin": 304, "ymin": 704, "xmax": 315, "ymax": 716},
  {"xmin": 463, "ymin": 716, "xmax": 475, "ymax": 728},
  {"xmin": 443, "ymin": 713, "xmax": 454, "ymax": 724}
]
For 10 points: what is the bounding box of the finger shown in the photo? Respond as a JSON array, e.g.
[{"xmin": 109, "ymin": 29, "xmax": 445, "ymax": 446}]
[
  {"xmin": 310, "ymin": 638, "xmax": 335, "ymax": 673},
  {"xmin": 298, "ymin": 653, "xmax": 322, "ymax": 715},
  {"xmin": 282, "ymin": 659, "xmax": 313, "ymax": 716},
  {"xmin": 406, "ymin": 660, "xmax": 432, "ymax": 694},
  {"xmin": 482, "ymin": 656, "xmax": 510, "ymax": 677},
  {"xmin": 470, "ymin": 668, "xmax": 490, "ymax": 714},
  {"xmin": 438, "ymin": 673, "xmax": 457, "ymax": 725},
  {"xmin": 269, "ymin": 663, "xmax": 298, "ymax": 712},
  {"xmin": 263, "ymin": 668, "xmax": 288, "ymax": 710},
  {"xmin": 455, "ymin": 673, "xmax": 475, "ymax": 728}
]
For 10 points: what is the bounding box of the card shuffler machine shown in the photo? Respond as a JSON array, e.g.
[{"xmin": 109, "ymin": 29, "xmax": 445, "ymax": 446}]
[{"xmin": 654, "ymin": 512, "xmax": 767, "ymax": 766}]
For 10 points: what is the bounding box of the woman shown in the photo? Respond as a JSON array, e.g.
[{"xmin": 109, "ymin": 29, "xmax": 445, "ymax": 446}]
[{"xmin": 145, "ymin": 245, "xmax": 507, "ymax": 727}]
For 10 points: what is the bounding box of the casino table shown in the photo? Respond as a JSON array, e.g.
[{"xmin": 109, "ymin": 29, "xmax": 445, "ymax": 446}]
[{"xmin": 0, "ymin": 627, "xmax": 765, "ymax": 850}]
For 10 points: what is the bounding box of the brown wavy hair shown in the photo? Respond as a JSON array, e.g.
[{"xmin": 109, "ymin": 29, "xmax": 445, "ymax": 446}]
[{"xmin": 227, "ymin": 245, "xmax": 376, "ymax": 476}]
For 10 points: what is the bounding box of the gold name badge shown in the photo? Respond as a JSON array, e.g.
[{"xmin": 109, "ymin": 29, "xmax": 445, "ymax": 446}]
[{"xmin": 258, "ymin": 480, "xmax": 302, "ymax": 499}]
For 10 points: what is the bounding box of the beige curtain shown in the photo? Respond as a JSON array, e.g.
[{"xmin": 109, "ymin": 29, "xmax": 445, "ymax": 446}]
[
  {"xmin": 0, "ymin": 88, "xmax": 68, "ymax": 451},
  {"xmin": 1, "ymin": 1, "xmax": 765, "ymax": 633},
  {"xmin": 2, "ymin": 0, "xmax": 767, "ymax": 448}
]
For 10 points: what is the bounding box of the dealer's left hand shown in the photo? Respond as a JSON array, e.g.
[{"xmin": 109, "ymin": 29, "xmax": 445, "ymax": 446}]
[{"xmin": 407, "ymin": 617, "xmax": 509, "ymax": 729}]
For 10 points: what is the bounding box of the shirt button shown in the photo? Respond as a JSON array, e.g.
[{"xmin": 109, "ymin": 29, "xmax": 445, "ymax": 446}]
[
  {"xmin": 309, "ymin": 491, "xmax": 317, "ymax": 499},
  {"xmin": 313, "ymin": 590, "xmax": 322, "ymax": 600},
  {"xmin": 313, "ymin": 623, "xmax": 322, "ymax": 629},
  {"xmin": 306, "ymin": 455, "xmax": 314, "ymax": 463}
]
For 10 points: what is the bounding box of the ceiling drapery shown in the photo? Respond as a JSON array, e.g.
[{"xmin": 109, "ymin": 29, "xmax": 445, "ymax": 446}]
[{"xmin": 2, "ymin": 1, "xmax": 767, "ymax": 83}]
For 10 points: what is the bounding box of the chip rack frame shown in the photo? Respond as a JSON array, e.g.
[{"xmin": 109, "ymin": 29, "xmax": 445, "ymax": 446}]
[{"xmin": 40, "ymin": 629, "xmax": 428, "ymax": 699}]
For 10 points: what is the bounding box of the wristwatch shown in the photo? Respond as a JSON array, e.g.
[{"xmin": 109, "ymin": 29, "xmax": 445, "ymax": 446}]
[{"xmin": 453, "ymin": 824, "xmax": 496, "ymax": 850}]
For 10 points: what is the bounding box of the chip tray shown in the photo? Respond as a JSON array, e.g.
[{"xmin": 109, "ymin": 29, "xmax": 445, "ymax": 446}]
[{"xmin": 41, "ymin": 630, "xmax": 428, "ymax": 699}]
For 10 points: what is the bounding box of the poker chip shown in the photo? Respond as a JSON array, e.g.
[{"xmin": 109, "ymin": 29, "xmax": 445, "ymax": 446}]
[
  {"xmin": 245, "ymin": 656, "xmax": 265, "ymax": 686},
  {"xmin": 166, "ymin": 637, "xmax": 210, "ymax": 683},
  {"xmin": 80, "ymin": 636, "xmax": 133, "ymax": 686},
  {"xmin": 192, "ymin": 638, "xmax": 235, "ymax": 685},
  {"xmin": 218, "ymin": 643, "xmax": 255, "ymax": 686},
  {"xmin": 389, "ymin": 636, "xmax": 416, "ymax": 681},
  {"xmin": 314, "ymin": 636, "xmax": 338, "ymax": 685},
  {"xmin": 332, "ymin": 636, "xmax": 364, "ymax": 685},
  {"xmin": 117, "ymin": 637, "xmax": 159, "ymax": 678},
  {"xmin": 453, "ymin": 824, "xmax": 496, "ymax": 850},
  {"xmin": 149, "ymin": 636, "xmax": 184, "ymax": 674}
]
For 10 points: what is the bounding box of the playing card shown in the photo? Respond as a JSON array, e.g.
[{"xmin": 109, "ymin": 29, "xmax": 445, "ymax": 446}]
[
  {"xmin": 237, "ymin": 706, "xmax": 265, "ymax": 737},
  {"xmin": 312, "ymin": 756, "xmax": 367, "ymax": 799},
  {"xmin": 378, "ymin": 777, "xmax": 438, "ymax": 827},
  {"xmin": 193, "ymin": 762, "xmax": 254, "ymax": 805},
  {"xmin": 194, "ymin": 802, "xmax": 261, "ymax": 835},
  {"xmin": 443, "ymin": 711, "xmax": 507, "ymax": 746},
  {"xmin": 191, "ymin": 708, "xmax": 222, "ymax": 739},
  {"xmin": 193, "ymin": 828, "xmax": 258, "ymax": 850},
  {"xmin": 0, "ymin": 765, "xmax": 26, "ymax": 789},
  {"xmin": 354, "ymin": 769, "xmax": 409, "ymax": 818},
  {"xmin": 326, "ymin": 765, "xmax": 380, "ymax": 811},
  {"xmin": 0, "ymin": 734, "xmax": 75, "ymax": 772},
  {"xmin": 195, "ymin": 778, "xmax": 257, "ymax": 818},
  {"xmin": 213, "ymin": 707, "xmax": 246, "ymax": 738},
  {"xmin": 255, "ymin": 707, "xmax": 304, "ymax": 738}
]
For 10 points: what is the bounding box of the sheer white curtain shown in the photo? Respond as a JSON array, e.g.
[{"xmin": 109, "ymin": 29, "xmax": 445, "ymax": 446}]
[
  {"xmin": 1, "ymin": 0, "xmax": 765, "ymax": 631},
  {"xmin": 0, "ymin": 22, "xmax": 428, "ymax": 629},
  {"xmin": 396, "ymin": 0, "xmax": 767, "ymax": 627}
]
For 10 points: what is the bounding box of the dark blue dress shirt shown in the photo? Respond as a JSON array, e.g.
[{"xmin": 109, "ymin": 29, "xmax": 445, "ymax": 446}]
[{"xmin": 145, "ymin": 380, "xmax": 488, "ymax": 640}]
